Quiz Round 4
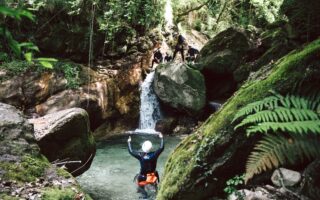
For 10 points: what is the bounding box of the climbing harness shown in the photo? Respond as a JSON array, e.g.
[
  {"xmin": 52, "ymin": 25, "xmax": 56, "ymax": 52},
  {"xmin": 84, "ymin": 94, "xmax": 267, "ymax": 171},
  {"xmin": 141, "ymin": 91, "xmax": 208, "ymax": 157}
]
[{"xmin": 134, "ymin": 173, "xmax": 159, "ymax": 186}]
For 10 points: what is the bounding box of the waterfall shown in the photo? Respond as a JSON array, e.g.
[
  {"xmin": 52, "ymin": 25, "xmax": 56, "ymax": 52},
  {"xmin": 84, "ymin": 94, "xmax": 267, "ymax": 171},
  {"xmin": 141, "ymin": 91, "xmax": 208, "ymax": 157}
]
[
  {"xmin": 137, "ymin": 71, "xmax": 161, "ymax": 132},
  {"xmin": 164, "ymin": 0, "xmax": 174, "ymax": 31}
]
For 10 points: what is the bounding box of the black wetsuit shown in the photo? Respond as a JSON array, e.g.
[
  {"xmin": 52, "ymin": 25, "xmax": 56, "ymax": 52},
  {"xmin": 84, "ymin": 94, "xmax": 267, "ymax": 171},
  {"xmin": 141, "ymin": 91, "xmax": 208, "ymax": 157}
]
[
  {"xmin": 164, "ymin": 54, "xmax": 172, "ymax": 62},
  {"xmin": 151, "ymin": 50, "xmax": 163, "ymax": 68},
  {"xmin": 128, "ymin": 138, "xmax": 164, "ymax": 198},
  {"xmin": 128, "ymin": 138, "xmax": 164, "ymax": 178},
  {"xmin": 173, "ymin": 35, "xmax": 186, "ymax": 61},
  {"xmin": 186, "ymin": 47, "xmax": 200, "ymax": 62}
]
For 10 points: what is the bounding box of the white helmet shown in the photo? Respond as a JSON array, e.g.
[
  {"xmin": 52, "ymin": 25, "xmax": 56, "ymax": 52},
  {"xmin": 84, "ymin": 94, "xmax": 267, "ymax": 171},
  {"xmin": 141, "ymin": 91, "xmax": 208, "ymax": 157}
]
[{"xmin": 142, "ymin": 141, "xmax": 153, "ymax": 153}]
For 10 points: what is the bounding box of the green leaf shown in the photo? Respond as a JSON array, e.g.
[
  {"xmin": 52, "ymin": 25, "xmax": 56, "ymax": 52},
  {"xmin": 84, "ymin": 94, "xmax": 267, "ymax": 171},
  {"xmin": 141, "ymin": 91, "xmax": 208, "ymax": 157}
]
[
  {"xmin": 24, "ymin": 52, "xmax": 33, "ymax": 62},
  {"xmin": 39, "ymin": 61, "xmax": 53, "ymax": 69},
  {"xmin": 19, "ymin": 42, "xmax": 40, "ymax": 52},
  {"xmin": 36, "ymin": 57, "xmax": 58, "ymax": 62}
]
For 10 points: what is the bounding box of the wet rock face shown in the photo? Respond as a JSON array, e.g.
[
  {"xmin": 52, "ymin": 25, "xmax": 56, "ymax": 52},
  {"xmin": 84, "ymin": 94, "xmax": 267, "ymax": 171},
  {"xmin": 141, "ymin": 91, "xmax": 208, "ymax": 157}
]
[
  {"xmin": 301, "ymin": 159, "xmax": 320, "ymax": 199},
  {"xmin": 0, "ymin": 103, "xmax": 88, "ymax": 199},
  {"xmin": 153, "ymin": 63, "xmax": 206, "ymax": 114},
  {"xmin": 0, "ymin": 71, "xmax": 67, "ymax": 109},
  {"xmin": 157, "ymin": 39, "xmax": 320, "ymax": 200},
  {"xmin": 155, "ymin": 118, "xmax": 177, "ymax": 135},
  {"xmin": 196, "ymin": 28, "xmax": 255, "ymax": 100},
  {"xmin": 196, "ymin": 26, "xmax": 297, "ymax": 101},
  {"xmin": 29, "ymin": 108, "xmax": 96, "ymax": 176},
  {"xmin": 0, "ymin": 103, "xmax": 39, "ymax": 158}
]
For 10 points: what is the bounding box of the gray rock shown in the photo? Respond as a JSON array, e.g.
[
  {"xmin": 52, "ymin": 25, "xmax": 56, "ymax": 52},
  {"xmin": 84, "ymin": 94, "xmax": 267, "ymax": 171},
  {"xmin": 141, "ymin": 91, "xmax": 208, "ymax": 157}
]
[
  {"xmin": 29, "ymin": 108, "xmax": 96, "ymax": 176},
  {"xmin": 153, "ymin": 63, "xmax": 206, "ymax": 114},
  {"xmin": 229, "ymin": 189, "xmax": 272, "ymax": 200},
  {"xmin": 271, "ymin": 168, "xmax": 301, "ymax": 187},
  {"xmin": 0, "ymin": 103, "xmax": 39, "ymax": 156},
  {"xmin": 155, "ymin": 118, "xmax": 177, "ymax": 135}
]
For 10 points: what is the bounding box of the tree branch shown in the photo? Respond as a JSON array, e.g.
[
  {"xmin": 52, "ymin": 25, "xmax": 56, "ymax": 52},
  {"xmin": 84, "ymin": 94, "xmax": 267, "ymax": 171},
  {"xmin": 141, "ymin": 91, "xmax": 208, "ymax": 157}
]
[{"xmin": 176, "ymin": 0, "xmax": 210, "ymax": 23}]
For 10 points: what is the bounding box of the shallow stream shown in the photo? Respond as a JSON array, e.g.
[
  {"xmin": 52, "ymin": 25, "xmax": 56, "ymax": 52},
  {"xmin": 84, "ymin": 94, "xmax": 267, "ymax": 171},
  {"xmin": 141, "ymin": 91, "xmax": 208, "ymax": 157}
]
[{"xmin": 77, "ymin": 134, "xmax": 182, "ymax": 200}]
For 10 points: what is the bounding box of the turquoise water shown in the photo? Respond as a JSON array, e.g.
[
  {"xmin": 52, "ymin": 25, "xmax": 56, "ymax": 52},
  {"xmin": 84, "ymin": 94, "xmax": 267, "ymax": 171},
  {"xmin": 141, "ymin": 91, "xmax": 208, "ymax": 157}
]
[{"xmin": 77, "ymin": 134, "xmax": 182, "ymax": 200}]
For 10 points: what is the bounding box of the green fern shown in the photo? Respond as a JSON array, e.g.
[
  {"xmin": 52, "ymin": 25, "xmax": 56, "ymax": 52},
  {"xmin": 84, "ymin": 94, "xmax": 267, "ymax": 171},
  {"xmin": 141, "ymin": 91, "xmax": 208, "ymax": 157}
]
[
  {"xmin": 245, "ymin": 134, "xmax": 320, "ymax": 181},
  {"xmin": 232, "ymin": 95, "xmax": 280, "ymax": 122},
  {"xmin": 246, "ymin": 121, "xmax": 320, "ymax": 135},
  {"xmin": 233, "ymin": 92, "xmax": 320, "ymax": 182},
  {"xmin": 234, "ymin": 93, "xmax": 320, "ymax": 136}
]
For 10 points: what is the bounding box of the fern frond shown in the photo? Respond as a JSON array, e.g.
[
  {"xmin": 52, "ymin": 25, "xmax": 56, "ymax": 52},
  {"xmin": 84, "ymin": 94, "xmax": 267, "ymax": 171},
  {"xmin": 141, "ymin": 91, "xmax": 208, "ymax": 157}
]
[
  {"xmin": 246, "ymin": 120, "xmax": 320, "ymax": 135},
  {"xmin": 245, "ymin": 134, "xmax": 320, "ymax": 182},
  {"xmin": 235, "ymin": 107, "xmax": 319, "ymax": 131},
  {"xmin": 232, "ymin": 96, "xmax": 280, "ymax": 123}
]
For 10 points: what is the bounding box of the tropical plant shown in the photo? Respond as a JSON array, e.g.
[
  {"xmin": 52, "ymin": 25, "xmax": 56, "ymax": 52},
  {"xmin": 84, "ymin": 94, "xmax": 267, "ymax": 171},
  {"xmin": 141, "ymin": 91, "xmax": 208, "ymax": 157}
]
[
  {"xmin": 0, "ymin": 5, "xmax": 57, "ymax": 68},
  {"xmin": 233, "ymin": 91, "xmax": 320, "ymax": 182},
  {"xmin": 224, "ymin": 174, "xmax": 245, "ymax": 198}
]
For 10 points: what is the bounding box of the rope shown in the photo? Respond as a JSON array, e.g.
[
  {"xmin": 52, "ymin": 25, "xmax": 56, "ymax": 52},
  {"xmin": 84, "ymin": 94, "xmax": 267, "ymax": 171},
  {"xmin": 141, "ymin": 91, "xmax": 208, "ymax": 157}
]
[
  {"xmin": 70, "ymin": 153, "xmax": 94, "ymax": 175},
  {"xmin": 35, "ymin": 7, "xmax": 66, "ymax": 35},
  {"xmin": 87, "ymin": 2, "xmax": 95, "ymax": 108}
]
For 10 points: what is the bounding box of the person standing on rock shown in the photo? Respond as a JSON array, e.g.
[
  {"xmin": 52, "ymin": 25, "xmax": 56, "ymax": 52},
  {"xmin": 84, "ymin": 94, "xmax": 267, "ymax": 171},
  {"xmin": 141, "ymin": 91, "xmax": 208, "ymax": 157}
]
[
  {"xmin": 127, "ymin": 133, "xmax": 164, "ymax": 199},
  {"xmin": 172, "ymin": 34, "xmax": 187, "ymax": 62}
]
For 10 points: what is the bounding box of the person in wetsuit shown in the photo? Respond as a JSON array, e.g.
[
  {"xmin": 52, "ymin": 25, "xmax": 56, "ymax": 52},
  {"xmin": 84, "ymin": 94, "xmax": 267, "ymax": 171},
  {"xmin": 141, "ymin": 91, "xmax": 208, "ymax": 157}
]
[
  {"xmin": 186, "ymin": 45, "xmax": 200, "ymax": 62},
  {"xmin": 151, "ymin": 48, "xmax": 163, "ymax": 68},
  {"xmin": 172, "ymin": 34, "xmax": 187, "ymax": 62},
  {"xmin": 128, "ymin": 133, "xmax": 164, "ymax": 199},
  {"xmin": 164, "ymin": 52, "xmax": 172, "ymax": 63}
]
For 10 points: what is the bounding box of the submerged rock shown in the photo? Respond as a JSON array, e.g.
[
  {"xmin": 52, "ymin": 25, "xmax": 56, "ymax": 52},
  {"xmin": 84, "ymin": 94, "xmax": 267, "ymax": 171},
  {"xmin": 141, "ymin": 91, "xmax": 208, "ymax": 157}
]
[
  {"xmin": 157, "ymin": 39, "xmax": 320, "ymax": 200},
  {"xmin": 153, "ymin": 63, "xmax": 206, "ymax": 114},
  {"xmin": 29, "ymin": 108, "xmax": 96, "ymax": 176}
]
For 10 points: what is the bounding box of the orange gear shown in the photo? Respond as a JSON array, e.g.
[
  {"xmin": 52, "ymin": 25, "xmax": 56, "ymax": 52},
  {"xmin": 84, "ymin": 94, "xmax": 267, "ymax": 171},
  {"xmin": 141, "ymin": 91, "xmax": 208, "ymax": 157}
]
[{"xmin": 137, "ymin": 173, "xmax": 158, "ymax": 186}]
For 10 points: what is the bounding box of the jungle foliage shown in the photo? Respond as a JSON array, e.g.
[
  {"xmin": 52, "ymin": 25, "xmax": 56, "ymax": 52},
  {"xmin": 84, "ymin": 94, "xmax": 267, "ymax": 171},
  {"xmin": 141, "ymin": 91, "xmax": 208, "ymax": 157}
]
[{"xmin": 233, "ymin": 92, "xmax": 320, "ymax": 181}]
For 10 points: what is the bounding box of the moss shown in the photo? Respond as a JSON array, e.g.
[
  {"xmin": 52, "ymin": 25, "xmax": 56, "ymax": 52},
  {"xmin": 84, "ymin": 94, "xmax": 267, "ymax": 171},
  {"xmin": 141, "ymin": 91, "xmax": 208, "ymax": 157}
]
[
  {"xmin": 56, "ymin": 167, "xmax": 72, "ymax": 179},
  {"xmin": 0, "ymin": 194, "xmax": 20, "ymax": 200},
  {"xmin": 157, "ymin": 39, "xmax": 320, "ymax": 200},
  {"xmin": 42, "ymin": 188, "xmax": 76, "ymax": 200},
  {"xmin": 0, "ymin": 155, "xmax": 49, "ymax": 183},
  {"xmin": 42, "ymin": 187, "xmax": 93, "ymax": 200},
  {"xmin": 0, "ymin": 61, "xmax": 42, "ymax": 82}
]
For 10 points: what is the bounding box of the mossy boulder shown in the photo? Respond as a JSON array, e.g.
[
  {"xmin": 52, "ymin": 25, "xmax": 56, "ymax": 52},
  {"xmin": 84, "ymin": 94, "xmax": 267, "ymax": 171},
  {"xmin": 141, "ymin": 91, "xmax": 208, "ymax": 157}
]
[
  {"xmin": 234, "ymin": 26, "xmax": 298, "ymax": 84},
  {"xmin": 29, "ymin": 108, "xmax": 96, "ymax": 176},
  {"xmin": 153, "ymin": 63, "xmax": 206, "ymax": 114},
  {"xmin": 196, "ymin": 28, "xmax": 256, "ymax": 100},
  {"xmin": 157, "ymin": 39, "xmax": 320, "ymax": 200},
  {"xmin": 0, "ymin": 103, "xmax": 91, "ymax": 199}
]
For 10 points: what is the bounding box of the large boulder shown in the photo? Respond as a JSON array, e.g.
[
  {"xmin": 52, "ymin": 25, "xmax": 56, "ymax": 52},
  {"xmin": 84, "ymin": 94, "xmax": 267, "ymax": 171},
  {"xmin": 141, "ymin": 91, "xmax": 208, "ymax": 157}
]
[
  {"xmin": 0, "ymin": 103, "xmax": 39, "ymax": 159},
  {"xmin": 0, "ymin": 69, "xmax": 67, "ymax": 109},
  {"xmin": 157, "ymin": 39, "xmax": 320, "ymax": 200},
  {"xmin": 196, "ymin": 28, "xmax": 256, "ymax": 100},
  {"xmin": 153, "ymin": 63, "xmax": 206, "ymax": 114},
  {"xmin": 0, "ymin": 103, "xmax": 92, "ymax": 199},
  {"xmin": 300, "ymin": 159, "xmax": 320, "ymax": 199},
  {"xmin": 29, "ymin": 108, "xmax": 96, "ymax": 176},
  {"xmin": 196, "ymin": 26, "xmax": 298, "ymax": 101}
]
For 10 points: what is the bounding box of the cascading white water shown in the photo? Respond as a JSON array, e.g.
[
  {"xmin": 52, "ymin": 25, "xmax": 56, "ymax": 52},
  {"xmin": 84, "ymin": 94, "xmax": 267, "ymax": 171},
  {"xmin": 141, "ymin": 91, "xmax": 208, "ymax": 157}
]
[
  {"xmin": 164, "ymin": 0, "xmax": 174, "ymax": 31},
  {"xmin": 137, "ymin": 71, "xmax": 161, "ymax": 132}
]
